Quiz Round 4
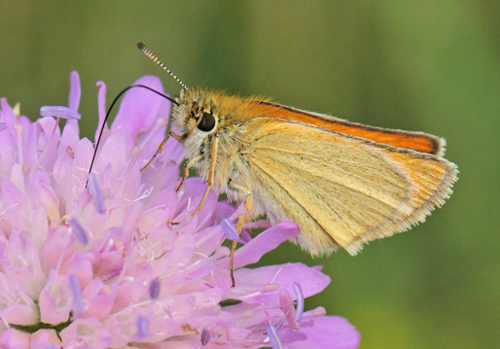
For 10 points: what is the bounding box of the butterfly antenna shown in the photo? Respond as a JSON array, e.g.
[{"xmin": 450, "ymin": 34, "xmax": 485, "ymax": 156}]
[
  {"xmin": 86, "ymin": 84, "xmax": 178, "ymax": 187},
  {"xmin": 137, "ymin": 42, "xmax": 190, "ymax": 91}
]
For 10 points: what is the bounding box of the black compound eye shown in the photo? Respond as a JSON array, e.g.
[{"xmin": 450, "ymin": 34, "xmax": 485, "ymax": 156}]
[{"xmin": 197, "ymin": 112, "xmax": 216, "ymax": 132}]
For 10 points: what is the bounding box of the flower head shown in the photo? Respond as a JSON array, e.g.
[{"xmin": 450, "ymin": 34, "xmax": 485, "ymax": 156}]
[{"xmin": 0, "ymin": 72, "xmax": 360, "ymax": 348}]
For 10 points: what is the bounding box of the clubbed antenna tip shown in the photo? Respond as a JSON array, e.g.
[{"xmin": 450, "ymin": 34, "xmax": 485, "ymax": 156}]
[{"xmin": 136, "ymin": 42, "xmax": 189, "ymax": 91}]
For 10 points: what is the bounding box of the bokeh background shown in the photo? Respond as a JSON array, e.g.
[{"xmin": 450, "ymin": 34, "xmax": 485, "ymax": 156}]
[{"xmin": 1, "ymin": 1, "xmax": 498, "ymax": 348}]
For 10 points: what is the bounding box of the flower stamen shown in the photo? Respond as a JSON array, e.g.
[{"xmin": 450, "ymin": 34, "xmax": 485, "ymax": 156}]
[
  {"xmin": 221, "ymin": 218, "xmax": 242, "ymax": 242},
  {"xmin": 87, "ymin": 173, "xmax": 105, "ymax": 214},
  {"xmin": 69, "ymin": 275, "xmax": 83, "ymax": 316},
  {"xmin": 201, "ymin": 327, "xmax": 210, "ymax": 345},
  {"xmin": 279, "ymin": 288, "xmax": 300, "ymax": 330},
  {"xmin": 69, "ymin": 218, "xmax": 89, "ymax": 245},
  {"xmin": 136, "ymin": 316, "xmax": 150, "ymax": 339},
  {"xmin": 266, "ymin": 324, "xmax": 283, "ymax": 349},
  {"xmin": 149, "ymin": 278, "xmax": 160, "ymax": 299},
  {"xmin": 40, "ymin": 106, "xmax": 81, "ymax": 120},
  {"xmin": 293, "ymin": 282, "xmax": 304, "ymax": 322}
]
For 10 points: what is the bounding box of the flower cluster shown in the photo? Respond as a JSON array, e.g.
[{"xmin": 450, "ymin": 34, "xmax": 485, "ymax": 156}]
[{"xmin": 0, "ymin": 72, "xmax": 360, "ymax": 348}]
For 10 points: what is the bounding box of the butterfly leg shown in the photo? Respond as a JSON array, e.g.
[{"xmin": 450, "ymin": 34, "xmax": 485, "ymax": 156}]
[
  {"xmin": 175, "ymin": 154, "xmax": 203, "ymax": 192},
  {"xmin": 191, "ymin": 135, "xmax": 219, "ymax": 217},
  {"xmin": 140, "ymin": 131, "xmax": 183, "ymax": 172},
  {"xmin": 227, "ymin": 181, "xmax": 252, "ymax": 287}
]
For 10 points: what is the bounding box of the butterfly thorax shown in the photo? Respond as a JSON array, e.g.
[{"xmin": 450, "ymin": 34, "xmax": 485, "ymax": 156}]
[{"xmin": 173, "ymin": 89, "xmax": 263, "ymax": 194}]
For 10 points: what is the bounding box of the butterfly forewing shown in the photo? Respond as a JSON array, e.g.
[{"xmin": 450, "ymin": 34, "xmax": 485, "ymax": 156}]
[{"xmin": 240, "ymin": 118, "xmax": 456, "ymax": 255}]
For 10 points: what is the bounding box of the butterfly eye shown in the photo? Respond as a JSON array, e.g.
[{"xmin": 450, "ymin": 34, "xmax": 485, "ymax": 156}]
[{"xmin": 197, "ymin": 112, "xmax": 216, "ymax": 132}]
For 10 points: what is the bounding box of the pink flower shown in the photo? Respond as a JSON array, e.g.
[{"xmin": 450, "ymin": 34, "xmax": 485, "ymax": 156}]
[{"xmin": 0, "ymin": 72, "xmax": 360, "ymax": 348}]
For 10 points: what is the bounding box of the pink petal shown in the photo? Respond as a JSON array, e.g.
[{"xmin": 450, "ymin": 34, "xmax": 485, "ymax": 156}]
[
  {"xmin": 0, "ymin": 98, "xmax": 17, "ymax": 125},
  {"xmin": 231, "ymin": 263, "xmax": 330, "ymax": 304},
  {"xmin": 111, "ymin": 75, "xmax": 170, "ymax": 148},
  {"xmin": 233, "ymin": 221, "xmax": 300, "ymax": 268},
  {"xmin": 68, "ymin": 71, "xmax": 81, "ymax": 111},
  {"xmin": 0, "ymin": 329, "xmax": 30, "ymax": 348},
  {"xmin": 60, "ymin": 318, "xmax": 111, "ymax": 349},
  {"xmin": 31, "ymin": 329, "xmax": 62, "ymax": 348},
  {"xmin": 39, "ymin": 271, "xmax": 72, "ymax": 325},
  {"xmin": 2, "ymin": 303, "xmax": 38, "ymax": 326},
  {"xmin": 286, "ymin": 316, "xmax": 361, "ymax": 349}
]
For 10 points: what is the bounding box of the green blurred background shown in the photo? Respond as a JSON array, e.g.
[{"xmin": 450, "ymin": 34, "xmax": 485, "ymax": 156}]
[{"xmin": 1, "ymin": 1, "xmax": 498, "ymax": 348}]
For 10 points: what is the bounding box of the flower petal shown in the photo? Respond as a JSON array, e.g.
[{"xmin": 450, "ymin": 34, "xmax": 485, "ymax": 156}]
[
  {"xmin": 231, "ymin": 262, "xmax": 330, "ymax": 304},
  {"xmin": 233, "ymin": 221, "xmax": 300, "ymax": 268},
  {"xmin": 111, "ymin": 75, "xmax": 170, "ymax": 149},
  {"xmin": 286, "ymin": 316, "xmax": 361, "ymax": 349},
  {"xmin": 68, "ymin": 71, "xmax": 81, "ymax": 111}
]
